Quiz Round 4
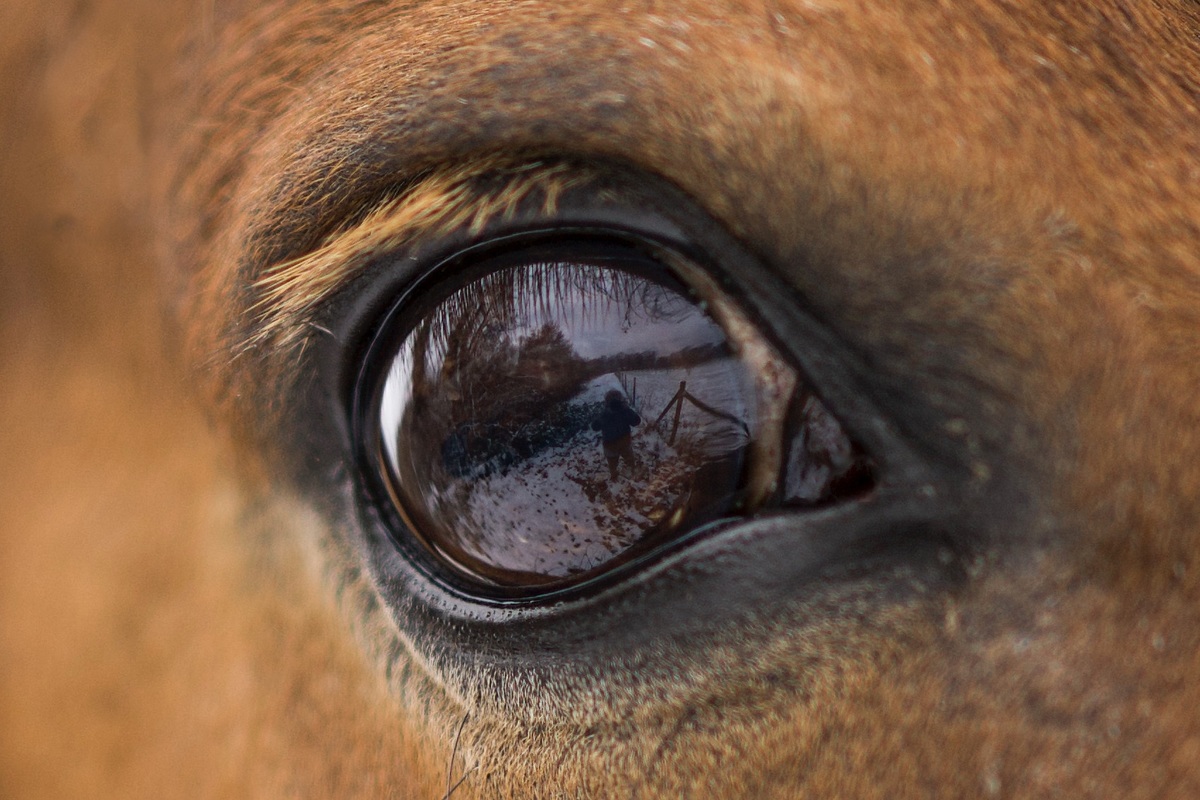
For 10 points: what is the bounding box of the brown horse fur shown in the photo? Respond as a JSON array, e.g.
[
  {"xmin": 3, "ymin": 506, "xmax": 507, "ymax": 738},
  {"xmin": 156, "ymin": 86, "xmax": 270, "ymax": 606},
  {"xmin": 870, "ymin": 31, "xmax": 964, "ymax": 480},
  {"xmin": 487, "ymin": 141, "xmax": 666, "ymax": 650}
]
[{"xmin": 3, "ymin": 0, "xmax": 1200, "ymax": 797}]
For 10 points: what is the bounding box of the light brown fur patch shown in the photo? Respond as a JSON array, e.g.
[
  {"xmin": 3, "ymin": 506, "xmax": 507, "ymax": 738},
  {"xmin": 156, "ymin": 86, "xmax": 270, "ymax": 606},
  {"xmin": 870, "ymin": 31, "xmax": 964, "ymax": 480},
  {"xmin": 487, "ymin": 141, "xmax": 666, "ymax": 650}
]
[{"xmin": 4, "ymin": 1, "xmax": 1200, "ymax": 798}]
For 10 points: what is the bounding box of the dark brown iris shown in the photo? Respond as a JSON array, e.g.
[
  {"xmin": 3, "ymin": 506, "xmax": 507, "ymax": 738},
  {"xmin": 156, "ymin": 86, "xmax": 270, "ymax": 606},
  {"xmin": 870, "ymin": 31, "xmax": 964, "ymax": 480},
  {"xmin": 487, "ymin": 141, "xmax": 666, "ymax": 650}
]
[{"xmin": 371, "ymin": 243, "xmax": 873, "ymax": 591}]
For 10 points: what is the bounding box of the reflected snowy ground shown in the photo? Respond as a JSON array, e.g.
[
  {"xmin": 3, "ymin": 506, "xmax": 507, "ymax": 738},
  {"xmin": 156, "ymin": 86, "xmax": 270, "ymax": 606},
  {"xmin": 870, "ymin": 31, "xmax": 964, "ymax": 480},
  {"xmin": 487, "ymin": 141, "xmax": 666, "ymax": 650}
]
[
  {"xmin": 373, "ymin": 253, "xmax": 792, "ymax": 585},
  {"xmin": 440, "ymin": 360, "xmax": 753, "ymax": 578}
]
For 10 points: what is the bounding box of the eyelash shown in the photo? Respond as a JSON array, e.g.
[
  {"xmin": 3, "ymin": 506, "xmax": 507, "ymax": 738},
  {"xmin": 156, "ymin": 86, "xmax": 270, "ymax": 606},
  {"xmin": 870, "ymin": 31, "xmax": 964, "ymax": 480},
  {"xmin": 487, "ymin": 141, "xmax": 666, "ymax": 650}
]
[{"xmin": 243, "ymin": 161, "xmax": 606, "ymax": 378}]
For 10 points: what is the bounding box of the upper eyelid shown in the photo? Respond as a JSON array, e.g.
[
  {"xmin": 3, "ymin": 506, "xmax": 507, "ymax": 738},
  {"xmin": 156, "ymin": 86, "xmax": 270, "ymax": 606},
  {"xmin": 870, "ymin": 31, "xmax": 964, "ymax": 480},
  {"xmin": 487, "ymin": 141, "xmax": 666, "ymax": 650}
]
[{"xmin": 243, "ymin": 158, "xmax": 604, "ymax": 361}]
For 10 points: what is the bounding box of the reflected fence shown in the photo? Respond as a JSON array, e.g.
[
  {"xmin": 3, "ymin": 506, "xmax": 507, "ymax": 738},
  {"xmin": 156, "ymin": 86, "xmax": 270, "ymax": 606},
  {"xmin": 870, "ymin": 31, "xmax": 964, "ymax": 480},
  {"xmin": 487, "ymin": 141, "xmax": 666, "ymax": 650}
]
[{"xmin": 640, "ymin": 378, "xmax": 751, "ymax": 446}]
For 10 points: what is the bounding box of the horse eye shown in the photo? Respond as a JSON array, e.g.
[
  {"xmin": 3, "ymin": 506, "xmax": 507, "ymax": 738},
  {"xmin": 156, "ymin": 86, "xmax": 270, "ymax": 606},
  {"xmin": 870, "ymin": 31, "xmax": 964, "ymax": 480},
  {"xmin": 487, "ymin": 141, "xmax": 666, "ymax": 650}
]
[{"xmin": 362, "ymin": 236, "xmax": 873, "ymax": 595}]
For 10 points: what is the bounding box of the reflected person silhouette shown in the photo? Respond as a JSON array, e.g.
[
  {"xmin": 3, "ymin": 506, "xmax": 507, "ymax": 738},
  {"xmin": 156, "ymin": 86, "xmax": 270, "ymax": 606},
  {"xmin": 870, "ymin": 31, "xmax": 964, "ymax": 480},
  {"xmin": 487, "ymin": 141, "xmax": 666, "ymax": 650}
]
[
  {"xmin": 376, "ymin": 247, "xmax": 772, "ymax": 586},
  {"xmin": 592, "ymin": 389, "xmax": 641, "ymax": 481}
]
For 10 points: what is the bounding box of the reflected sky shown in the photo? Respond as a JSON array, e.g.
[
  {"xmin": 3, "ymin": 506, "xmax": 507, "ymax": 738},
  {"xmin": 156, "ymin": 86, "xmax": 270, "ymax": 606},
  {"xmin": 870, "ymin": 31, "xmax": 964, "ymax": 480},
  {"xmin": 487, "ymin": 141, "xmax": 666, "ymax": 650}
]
[
  {"xmin": 504, "ymin": 263, "xmax": 725, "ymax": 359},
  {"xmin": 381, "ymin": 261, "xmax": 732, "ymax": 468}
]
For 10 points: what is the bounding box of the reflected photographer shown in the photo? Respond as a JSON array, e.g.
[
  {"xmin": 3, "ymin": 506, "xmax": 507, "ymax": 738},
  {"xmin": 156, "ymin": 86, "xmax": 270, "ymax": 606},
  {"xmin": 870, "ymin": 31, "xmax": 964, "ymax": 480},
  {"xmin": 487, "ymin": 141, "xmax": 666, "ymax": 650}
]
[{"xmin": 592, "ymin": 389, "xmax": 641, "ymax": 481}]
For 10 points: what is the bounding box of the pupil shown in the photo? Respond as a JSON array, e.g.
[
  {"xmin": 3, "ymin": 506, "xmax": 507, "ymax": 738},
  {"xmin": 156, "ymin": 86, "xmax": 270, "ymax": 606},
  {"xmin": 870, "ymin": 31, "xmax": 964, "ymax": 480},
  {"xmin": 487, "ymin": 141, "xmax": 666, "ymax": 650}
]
[{"xmin": 375, "ymin": 246, "xmax": 757, "ymax": 589}]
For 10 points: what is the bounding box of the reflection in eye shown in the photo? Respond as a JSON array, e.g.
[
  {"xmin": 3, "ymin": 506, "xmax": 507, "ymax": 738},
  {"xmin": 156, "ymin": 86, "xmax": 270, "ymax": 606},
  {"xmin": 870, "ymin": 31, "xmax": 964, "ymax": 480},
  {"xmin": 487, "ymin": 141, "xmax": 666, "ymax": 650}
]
[
  {"xmin": 783, "ymin": 392, "xmax": 876, "ymax": 505},
  {"xmin": 369, "ymin": 241, "xmax": 874, "ymax": 592}
]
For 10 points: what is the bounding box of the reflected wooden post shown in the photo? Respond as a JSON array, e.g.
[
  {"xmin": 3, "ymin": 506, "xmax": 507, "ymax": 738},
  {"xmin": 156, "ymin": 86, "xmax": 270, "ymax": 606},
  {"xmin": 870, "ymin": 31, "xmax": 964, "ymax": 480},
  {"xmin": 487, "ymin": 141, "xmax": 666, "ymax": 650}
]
[{"xmin": 670, "ymin": 380, "xmax": 686, "ymax": 445}]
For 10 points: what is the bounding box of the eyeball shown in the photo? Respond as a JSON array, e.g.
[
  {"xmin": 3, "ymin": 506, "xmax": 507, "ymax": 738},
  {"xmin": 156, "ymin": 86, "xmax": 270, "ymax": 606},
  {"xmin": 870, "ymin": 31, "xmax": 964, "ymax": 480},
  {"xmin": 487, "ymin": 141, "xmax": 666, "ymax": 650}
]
[{"xmin": 360, "ymin": 235, "xmax": 874, "ymax": 595}]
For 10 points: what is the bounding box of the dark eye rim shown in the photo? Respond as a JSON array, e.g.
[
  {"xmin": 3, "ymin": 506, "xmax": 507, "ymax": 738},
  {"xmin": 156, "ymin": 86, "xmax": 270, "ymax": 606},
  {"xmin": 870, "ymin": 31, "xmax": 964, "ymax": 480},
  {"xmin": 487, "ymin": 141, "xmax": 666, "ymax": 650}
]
[
  {"xmin": 350, "ymin": 225, "xmax": 774, "ymax": 604},
  {"xmin": 329, "ymin": 173, "xmax": 939, "ymax": 618}
]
